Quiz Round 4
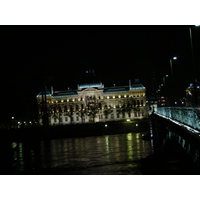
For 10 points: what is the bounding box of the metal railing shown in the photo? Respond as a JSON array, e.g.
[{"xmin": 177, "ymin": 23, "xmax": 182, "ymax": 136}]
[{"xmin": 156, "ymin": 107, "xmax": 200, "ymax": 131}]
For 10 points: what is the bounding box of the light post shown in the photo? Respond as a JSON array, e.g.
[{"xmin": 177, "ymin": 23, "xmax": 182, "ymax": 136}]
[
  {"xmin": 163, "ymin": 75, "xmax": 169, "ymax": 105},
  {"xmin": 189, "ymin": 25, "xmax": 199, "ymax": 106},
  {"xmin": 170, "ymin": 57, "xmax": 177, "ymax": 106}
]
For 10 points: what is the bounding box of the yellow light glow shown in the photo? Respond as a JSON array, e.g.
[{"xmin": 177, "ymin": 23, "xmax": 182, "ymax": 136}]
[{"xmin": 127, "ymin": 133, "xmax": 132, "ymax": 140}]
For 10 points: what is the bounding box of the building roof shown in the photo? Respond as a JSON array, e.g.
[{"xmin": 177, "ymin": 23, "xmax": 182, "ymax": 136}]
[
  {"xmin": 52, "ymin": 90, "xmax": 78, "ymax": 98},
  {"xmin": 130, "ymin": 79, "xmax": 145, "ymax": 90},
  {"xmin": 36, "ymin": 74, "xmax": 146, "ymax": 98},
  {"xmin": 36, "ymin": 89, "xmax": 51, "ymax": 97},
  {"xmin": 103, "ymin": 86, "xmax": 130, "ymax": 94},
  {"xmin": 78, "ymin": 70, "xmax": 103, "ymax": 89}
]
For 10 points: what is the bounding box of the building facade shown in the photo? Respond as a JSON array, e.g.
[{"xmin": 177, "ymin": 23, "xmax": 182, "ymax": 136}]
[
  {"xmin": 36, "ymin": 71, "xmax": 147, "ymax": 125},
  {"xmin": 185, "ymin": 82, "xmax": 200, "ymax": 106}
]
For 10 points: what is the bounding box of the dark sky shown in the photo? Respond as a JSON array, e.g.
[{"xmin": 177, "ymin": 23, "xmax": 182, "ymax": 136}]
[{"xmin": 0, "ymin": 25, "xmax": 200, "ymax": 121}]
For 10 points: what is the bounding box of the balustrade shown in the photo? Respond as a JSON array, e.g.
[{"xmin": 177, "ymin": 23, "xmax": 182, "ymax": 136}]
[{"xmin": 156, "ymin": 107, "xmax": 200, "ymax": 131}]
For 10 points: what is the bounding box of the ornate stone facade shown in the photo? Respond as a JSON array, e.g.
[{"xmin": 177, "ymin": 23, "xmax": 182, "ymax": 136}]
[{"xmin": 36, "ymin": 71, "xmax": 147, "ymax": 125}]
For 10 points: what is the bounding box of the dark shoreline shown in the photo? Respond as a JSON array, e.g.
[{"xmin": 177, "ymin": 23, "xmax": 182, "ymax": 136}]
[{"xmin": 0, "ymin": 119, "xmax": 149, "ymax": 142}]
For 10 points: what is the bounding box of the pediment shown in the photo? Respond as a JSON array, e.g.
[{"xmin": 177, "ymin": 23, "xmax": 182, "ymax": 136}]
[
  {"xmin": 83, "ymin": 87, "xmax": 98, "ymax": 92},
  {"xmin": 78, "ymin": 87, "xmax": 103, "ymax": 95}
]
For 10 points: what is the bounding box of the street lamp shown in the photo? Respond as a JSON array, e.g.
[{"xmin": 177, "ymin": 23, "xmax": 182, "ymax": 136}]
[
  {"xmin": 170, "ymin": 57, "xmax": 178, "ymax": 106},
  {"xmin": 163, "ymin": 75, "xmax": 169, "ymax": 105},
  {"xmin": 189, "ymin": 26, "xmax": 198, "ymax": 106}
]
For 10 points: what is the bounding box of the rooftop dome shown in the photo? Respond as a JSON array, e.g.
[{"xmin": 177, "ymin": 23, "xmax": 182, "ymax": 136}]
[
  {"xmin": 78, "ymin": 70, "xmax": 103, "ymax": 89},
  {"xmin": 130, "ymin": 79, "xmax": 145, "ymax": 90}
]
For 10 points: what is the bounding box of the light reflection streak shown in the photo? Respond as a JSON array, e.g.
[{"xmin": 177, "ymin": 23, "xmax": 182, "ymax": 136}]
[
  {"xmin": 104, "ymin": 135, "xmax": 110, "ymax": 162},
  {"xmin": 18, "ymin": 143, "xmax": 24, "ymax": 171},
  {"xmin": 11, "ymin": 132, "xmax": 154, "ymax": 174}
]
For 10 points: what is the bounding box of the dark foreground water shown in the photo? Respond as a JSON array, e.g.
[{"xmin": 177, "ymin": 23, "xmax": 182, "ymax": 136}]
[{"xmin": 3, "ymin": 132, "xmax": 154, "ymax": 175}]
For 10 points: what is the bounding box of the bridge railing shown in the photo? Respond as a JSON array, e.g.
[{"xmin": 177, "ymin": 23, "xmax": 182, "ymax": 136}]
[{"xmin": 156, "ymin": 107, "xmax": 200, "ymax": 131}]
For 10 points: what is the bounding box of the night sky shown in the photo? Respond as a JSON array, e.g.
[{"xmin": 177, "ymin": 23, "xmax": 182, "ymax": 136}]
[{"xmin": 0, "ymin": 25, "xmax": 200, "ymax": 121}]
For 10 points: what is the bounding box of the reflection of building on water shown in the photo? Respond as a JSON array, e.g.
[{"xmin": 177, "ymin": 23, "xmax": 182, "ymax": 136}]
[
  {"xmin": 10, "ymin": 132, "xmax": 154, "ymax": 174},
  {"xmin": 36, "ymin": 70, "xmax": 147, "ymax": 126}
]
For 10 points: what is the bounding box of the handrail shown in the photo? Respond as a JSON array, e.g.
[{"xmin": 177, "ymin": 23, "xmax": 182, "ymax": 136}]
[{"xmin": 156, "ymin": 107, "xmax": 200, "ymax": 131}]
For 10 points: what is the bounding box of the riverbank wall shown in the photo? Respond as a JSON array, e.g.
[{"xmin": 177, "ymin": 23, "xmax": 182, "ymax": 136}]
[{"xmin": 0, "ymin": 119, "xmax": 149, "ymax": 142}]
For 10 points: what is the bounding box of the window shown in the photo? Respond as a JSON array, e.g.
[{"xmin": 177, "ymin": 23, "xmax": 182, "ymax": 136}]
[
  {"xmin": 76, "ymin": 116, "xmax": 79, "ymax": 121},
  {"xmin": 117, "ymin": 113, "xmax": 120, "ymax": 118},
  {"xmin": 128, "ymin": 112, "xmax": 131, "ymax": 117},
  {"xmin": 111, "ymin": 114, "xmax": 114, "ymax": 119},
  {"xmin": 54, "ymin": 118, "xmax": 57, "ymax": 123},
  {"xmin": 142, "ymin": 111, "xmax": 144, "ymax": 116},
  {"xmin": 65, "ymin": 117, "xmax": 68, "ymax": 122}
]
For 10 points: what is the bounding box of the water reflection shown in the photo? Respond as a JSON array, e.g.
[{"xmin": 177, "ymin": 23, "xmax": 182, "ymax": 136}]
[{"xmin": 10, "ymin": 132, "xmax": 154, "ymax": 175}]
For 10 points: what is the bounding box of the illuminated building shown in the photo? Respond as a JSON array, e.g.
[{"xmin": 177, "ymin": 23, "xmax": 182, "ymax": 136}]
[
  {"xmin": 36, "ymin": 70, "xmax": 147, "ymax": 125},
  {"xmin": 185, "ymin": 82, "xmax": 200, "ymax": 106}
]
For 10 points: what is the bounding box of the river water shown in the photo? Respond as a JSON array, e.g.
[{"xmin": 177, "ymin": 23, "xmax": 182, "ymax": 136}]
[{"xmin": 7, "ymin": 132, "xmax": 154, "ymax": 175}]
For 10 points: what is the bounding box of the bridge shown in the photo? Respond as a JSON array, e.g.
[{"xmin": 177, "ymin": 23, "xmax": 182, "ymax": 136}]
[{"xmin": 150, "ymin": 107, "xmax": 200, "ymax": 172}]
